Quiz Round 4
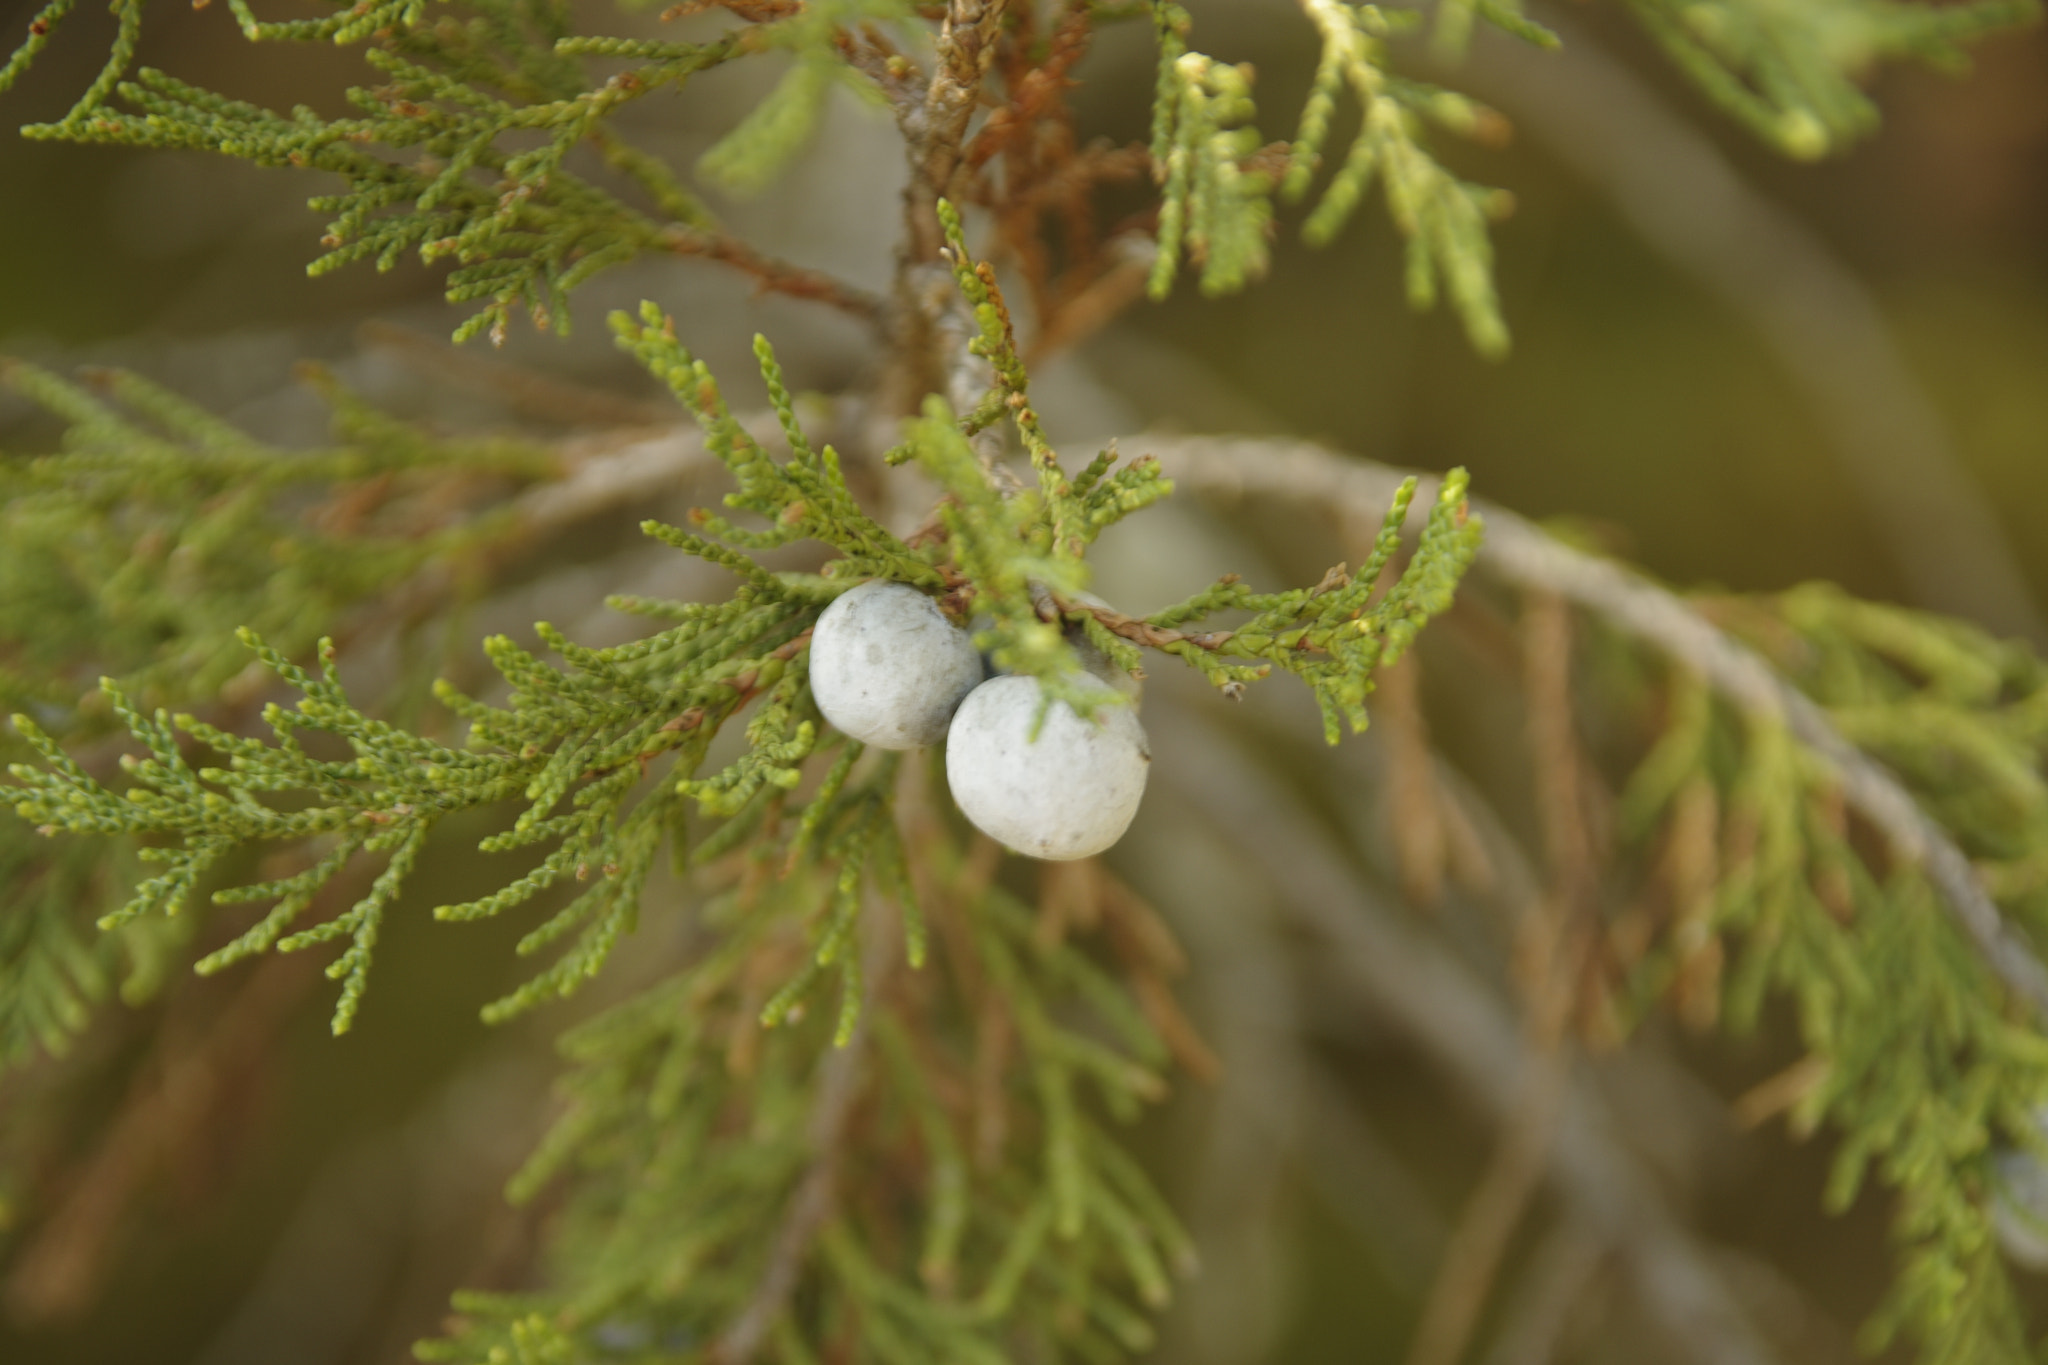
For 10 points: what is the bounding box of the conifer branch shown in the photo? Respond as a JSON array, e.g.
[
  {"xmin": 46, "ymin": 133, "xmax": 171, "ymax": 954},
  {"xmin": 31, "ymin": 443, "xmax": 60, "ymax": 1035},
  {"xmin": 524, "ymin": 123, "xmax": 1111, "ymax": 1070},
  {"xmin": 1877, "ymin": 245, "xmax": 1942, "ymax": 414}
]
[
  {"xmin": 1144, "ymin": 0, "xmax": 1529, "ymax": 354},
  {"xmin": 3, "ymin": 1, "xmax": 889, "ymax": 346},
  {"xmin": 1142, "ymin": 433, "xmax": 2048, "ymax": 1020},
  {"xmin": 5, "ymin": 2, "xmax": 2043, "ymax": 1359},
  {"xmin": 1147, "ymin": 431, "xmax": 2048, "ymax": 1363},
  {"xmin": 1146, "ymin": 6, "xmax": 1280, "ymax": 303},
  {"xmin": 905, "ymin": 1, "xmax": 1009, "ymax": 265},
  {"xmin": 0, "ymin": 357, "xmax": 556, "ymax": 732},
  {"xmin": 881, "ymin": 0, "xmax": 1011, "ymax": 410},
  {"xmin": 1283, "ymin": 0, "xmax": 1521, "ymax": 356}
]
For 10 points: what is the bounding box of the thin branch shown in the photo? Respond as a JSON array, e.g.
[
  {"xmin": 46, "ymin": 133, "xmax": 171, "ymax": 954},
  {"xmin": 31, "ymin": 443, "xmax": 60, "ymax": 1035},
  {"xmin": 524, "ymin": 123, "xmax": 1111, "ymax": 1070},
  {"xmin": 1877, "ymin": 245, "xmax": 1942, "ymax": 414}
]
[
  {"xmin": 656, "ymin": 227, "xmax": 886, "ymax": 324},
  {"xmin": 1156, "ymin": 706, "xmax": 1782, "ymax": 1365},
  {"xmin": 1141, "ymin": 433, "xmax": 2048, "ymax": 1021},
  {"xmin": 1372, "ymin": 653, "xmax": 1449, "ymax": 908},
  {"xmin": 1024, "ymin": 228, "xmax": 1156, "ymax": 365},
  {"xmin": 1408, "ymin": 595, "xmax": 1589, "ymax": 1365},
  {"xmin": 884, "ymin": 0, "xmax": 1010, "ymax": 414},
  {"xmin": 510, "ymin": 424, "xmax": 718, "ymax": 540},
  {"xmin": 904, "ymin": 0, "xmax": 1009, "ymax": 264},
  {"xmin": 1405, "ymin": 1045, "xmax": 1569, "ymax": 1365},
  {"xmin": 709, "ymin": 894, "xmax": 897, "ymax": 1365},
  {"xmin": 835, "ymin": 24, "xmax": 924, "ymax": 116},
  {"xmin": 357, "ymin": 322, "xmax": 672, "ymax": 428},
  {"xmin": 1481, "ymin": 1219, "xmax": 1609, "ymax": 1365},
  {"xmin": 321, "ymin": 423, "xmax": 723, "ymax": 664},
  {"xmin": 1054, "ymin": 589, "xmax": 1236, "ymax": 651}
]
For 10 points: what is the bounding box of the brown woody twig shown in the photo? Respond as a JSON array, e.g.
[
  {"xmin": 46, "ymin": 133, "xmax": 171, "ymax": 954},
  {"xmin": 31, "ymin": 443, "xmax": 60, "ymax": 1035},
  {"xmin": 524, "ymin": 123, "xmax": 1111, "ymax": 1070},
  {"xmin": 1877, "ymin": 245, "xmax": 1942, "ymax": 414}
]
[{"xmin": 657, "ymin": 227, "xmax": 886, "ymax": 324}]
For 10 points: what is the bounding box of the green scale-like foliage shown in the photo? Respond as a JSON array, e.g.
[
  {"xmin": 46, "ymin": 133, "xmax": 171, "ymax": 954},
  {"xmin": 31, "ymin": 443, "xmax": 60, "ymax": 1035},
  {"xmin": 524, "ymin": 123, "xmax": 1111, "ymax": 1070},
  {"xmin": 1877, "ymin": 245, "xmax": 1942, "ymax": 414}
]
[
  {"xmin": 5, "ymin": 568, "xmax": 829, "ymax": 1034},
  {"xmin": 1605, "ymin": 589, "xmax": 2048, "ymax": 1362},
  {"xmin": 7, "ymin": 0, "xmax": 2029, "ymax": 354},
  {"xmin": 0, "ymin": 360, "xmax": 552, "ymax": 725},
  {"xmin": 33, "ymin": 31, "xmax": 713, "ymax": 345},
  {"xmin": 1620, "ymin": 0, "xmax": 2039, "ymax": 157},
  {"xmin": 1127, "ymin": 469, "xmax": 1481, "ymax": 742},
  {"xmin": 6, "ymin": 0, "xmax": 2046, "ymax": 1360},
  {"xmin": 415, "ymin": 821, "xmax": 1194, "ymax": 1365},
  {"xmin": 5, "ymin": 224, "xmax": 1474, "ymax": 1355},
  {"xmin": 1147, "ymin": 0, "xmax": 1535, "ymax": 355},
  {"xmin": 0, "ymin": 836, "xmax": 131, "ymax": 1069},
  {"xmin": 7, "ymin": 217, "xmax": 1474, "ymax": 1032},
  {"xmin": 1, "ymin": 0, "xmax": 907, "ymax": 345},
  {"xmin": 1139, "ymin": 0, "xmax": 2035, "ymax": 351},
  {"xmin": 0, "ymin": 359, "xmax": 555, "ymax": 1062}
]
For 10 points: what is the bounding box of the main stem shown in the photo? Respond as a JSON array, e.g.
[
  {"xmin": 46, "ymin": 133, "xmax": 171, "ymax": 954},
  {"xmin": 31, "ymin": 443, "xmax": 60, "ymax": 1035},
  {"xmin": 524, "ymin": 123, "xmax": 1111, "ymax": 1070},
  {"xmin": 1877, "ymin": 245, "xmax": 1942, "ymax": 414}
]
[{"xmin": 881, "ymin": 0, "xmax": 1009, "ymax": 420}]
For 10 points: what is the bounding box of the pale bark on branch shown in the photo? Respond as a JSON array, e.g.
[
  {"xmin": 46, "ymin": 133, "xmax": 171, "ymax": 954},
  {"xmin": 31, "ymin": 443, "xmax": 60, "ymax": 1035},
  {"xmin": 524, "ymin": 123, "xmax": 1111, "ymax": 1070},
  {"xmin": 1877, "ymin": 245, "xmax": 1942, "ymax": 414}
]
[
  {"xmin": 511, "ymin": 421, "xmax": 2048, "ymax": 1021},
  {"xmin": 1140, "ymin": 432, "xmax": 2048, "ymax": 1022}
]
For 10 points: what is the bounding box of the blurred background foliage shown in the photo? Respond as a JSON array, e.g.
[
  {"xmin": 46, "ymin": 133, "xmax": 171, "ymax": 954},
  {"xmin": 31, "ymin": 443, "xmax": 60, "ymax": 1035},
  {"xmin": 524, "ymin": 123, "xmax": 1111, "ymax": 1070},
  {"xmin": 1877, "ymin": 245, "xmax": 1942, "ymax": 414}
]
[{"xmin": 1, "ymin": 0, "xmax": 2046, "ymax": 1363}]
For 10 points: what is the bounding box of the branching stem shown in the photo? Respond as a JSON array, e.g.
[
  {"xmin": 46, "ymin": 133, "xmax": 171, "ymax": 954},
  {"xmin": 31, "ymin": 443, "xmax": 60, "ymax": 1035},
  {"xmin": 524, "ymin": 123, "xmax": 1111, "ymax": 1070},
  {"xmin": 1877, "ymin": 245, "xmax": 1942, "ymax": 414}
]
[
  {"xmin": 885, "ymin": 0, "xmax": 1010, "ymax": 414},
  {"xmin": 1049, "ymin": 592, "xmax": 1235, "ymax": 652},
  {"xmin": 1142, "ymin": 433, "xmax": 2048, "ymax": 1021}
]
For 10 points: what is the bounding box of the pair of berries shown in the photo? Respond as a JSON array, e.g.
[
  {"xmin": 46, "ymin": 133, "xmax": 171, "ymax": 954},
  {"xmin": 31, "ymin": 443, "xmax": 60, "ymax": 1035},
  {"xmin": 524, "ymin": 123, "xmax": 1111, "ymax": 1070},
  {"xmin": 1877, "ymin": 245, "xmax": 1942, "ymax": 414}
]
[{"xmin": 807, "ymin": 581, "xmax": 1149, "ymax": 860}]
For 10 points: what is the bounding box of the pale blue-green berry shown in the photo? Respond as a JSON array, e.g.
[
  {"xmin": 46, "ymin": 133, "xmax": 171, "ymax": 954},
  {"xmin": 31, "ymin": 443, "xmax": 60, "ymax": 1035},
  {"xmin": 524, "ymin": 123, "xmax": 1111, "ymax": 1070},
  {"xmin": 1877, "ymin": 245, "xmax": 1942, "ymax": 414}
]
[
  {"xmin": 809, "ymin": 580, "xmax": 983, "ymax": 750},
  {"xmin": 944, "ymin": 674, "xmax": 1149, "ymax": 860}
]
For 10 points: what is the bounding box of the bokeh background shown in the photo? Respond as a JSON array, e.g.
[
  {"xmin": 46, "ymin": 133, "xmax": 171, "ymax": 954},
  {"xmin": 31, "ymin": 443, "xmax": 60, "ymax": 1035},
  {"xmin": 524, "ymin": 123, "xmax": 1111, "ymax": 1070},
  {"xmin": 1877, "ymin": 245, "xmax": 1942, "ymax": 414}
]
[{"xmin": 2, "ymin": 1, "xmax": 2046, "ymax": 1361}]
